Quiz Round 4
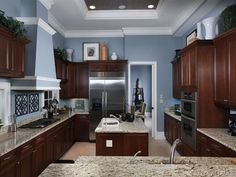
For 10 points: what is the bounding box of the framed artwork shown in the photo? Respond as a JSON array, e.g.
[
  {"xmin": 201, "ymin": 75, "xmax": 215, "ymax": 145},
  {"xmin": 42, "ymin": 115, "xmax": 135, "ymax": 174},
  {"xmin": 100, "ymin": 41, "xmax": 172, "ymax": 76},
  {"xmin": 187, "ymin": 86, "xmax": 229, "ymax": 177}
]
[
  {"xmin": 83, "ymin": 42, "xmax": 100, "ymax": 61},
  {"xmin": 186, "ymin": 29, "xmax": 197, "ymax": 46}
]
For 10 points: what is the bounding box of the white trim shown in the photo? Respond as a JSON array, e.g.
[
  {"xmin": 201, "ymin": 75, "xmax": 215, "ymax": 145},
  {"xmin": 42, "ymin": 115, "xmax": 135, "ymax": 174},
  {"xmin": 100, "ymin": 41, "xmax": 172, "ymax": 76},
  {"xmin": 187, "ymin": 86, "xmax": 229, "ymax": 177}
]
[
  {"xmin": 122, "ymin": 27, "xmax": 172, "ymax": 35},
  {"xmin": 16, "ymin": 17, "xmax": 56, "ymax": 35},
  {"xmin": 156, "ymin": 131, "xmax": 165, "ymax": 140},
  {"xmin": 73, "ymin": 0, "xmax": 88, "ymax": 18},
  {"xmin": 12, "ymin": 76, "xmax": 61, "ymax": 83},
  {"xmin": 11, "ymin": 86, "xmax": 61, "ymax": 90},
  {"xmin": 48, "ymin": 12, "xmax": 66, "ymax": 37},
  {"xmin": 65, "ymin": 30, "xmax": 124, "ymax": 38},
  {"xmin": 39, "ymin": 0, "xmax": 55, "ymax": 10},
  {"xmin": 128, "ymin": 61, "xmax": 158, "ymax": 139},
  {"xmin": 86, "ymin": 10, "xmax": 158, "ymax": 20}
]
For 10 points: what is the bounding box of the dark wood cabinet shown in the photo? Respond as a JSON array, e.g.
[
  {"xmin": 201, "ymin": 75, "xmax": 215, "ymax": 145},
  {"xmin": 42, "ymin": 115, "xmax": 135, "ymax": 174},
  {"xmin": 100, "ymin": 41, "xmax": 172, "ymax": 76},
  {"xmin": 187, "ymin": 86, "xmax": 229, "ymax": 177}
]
[
  {"xmin": 0, "ymin": 150, "xmax": 18, "ymax": 177},
  {"xmin": 172, "ymin": 60, "xmax": 181, "ymax": 99},
  {"xmin": 88, "ymin": 60, "xmax": 127, "ymax": 72},
  {"xmin": 214, "ymin": 28, "xmax": 236, "ymax": 108},
  {"xmin": 60, "ymin": 62, "xmax": 89, "ymax": 99},
  {"xmin": 96, "ymin": 132, "xmax": 148, "ymax": 156},
  {"xmin": 75, "ymin": 114, "xmax": 90, "ymax": 142},
  {"xmin": 18, "ymin": 142, "xmax": 34, "ymax": 177},
  {"xmin": 0, "ymin": 26, "xmax": 30, "ymax": 78},
  {"xmin": 55, "ymin": 58, "xmax": 68, "ymax": 82},
  {"xmin": 197, "ymin": 131, "xmax": 236, "ymax": 157},
  {"xmin": 180, "ymin": 46, "xmax": 197, "ymax": 91}
]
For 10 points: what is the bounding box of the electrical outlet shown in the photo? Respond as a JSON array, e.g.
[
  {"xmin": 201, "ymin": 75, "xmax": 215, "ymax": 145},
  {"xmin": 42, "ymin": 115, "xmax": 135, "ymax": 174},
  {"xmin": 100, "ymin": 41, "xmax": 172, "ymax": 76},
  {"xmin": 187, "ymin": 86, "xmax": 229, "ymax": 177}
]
[{"xmin": 106, "ymin": 140, "xmax": 112, "ymax": 147}]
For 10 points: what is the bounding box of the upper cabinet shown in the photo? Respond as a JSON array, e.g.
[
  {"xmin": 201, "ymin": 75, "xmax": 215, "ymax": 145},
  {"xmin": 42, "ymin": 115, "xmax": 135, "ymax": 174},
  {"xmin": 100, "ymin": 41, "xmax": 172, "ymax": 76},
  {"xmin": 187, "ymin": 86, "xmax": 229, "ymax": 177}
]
[
  {"xmin": 55, "ymin": 58, "xmax": 68, "ymax": 82},
  {"xmin": 214, "ymin": 28, "xmax": 236, "ymax": 108},
  {"xmin": 0, "ymin": 26, "xmax": 30, "ymax": 78},
  {"xmin": 59, "ymin": 62, "xmax": 89, "ymax": 99},
  {"xmin": 171, "ymin": 60, "xmax": 181, "ymax": 99},
  {"xmin": 180, "ymin": 45, "xmax": 197, "ymax": 91},
  {"xmin": 87, "ymin": 60, "xmax": 127, "ymax": 72}
]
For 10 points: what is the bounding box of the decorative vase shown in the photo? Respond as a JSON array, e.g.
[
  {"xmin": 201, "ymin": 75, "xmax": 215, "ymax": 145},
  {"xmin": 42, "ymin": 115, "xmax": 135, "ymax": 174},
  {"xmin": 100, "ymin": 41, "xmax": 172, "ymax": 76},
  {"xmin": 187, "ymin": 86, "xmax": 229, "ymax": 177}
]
[
  {"xmin": 66, "ymin": 48, "xmax": 74, "ymax": 61},
  {"xmin": 196, "ymin": 22, "xmax": 203, "ymax": 39},
  {"xmin": 111, "ymin": 52, "xmax": 117, "ymax": 60},
  {"xmin": 101, "ymin": 43, "xmax": 108, "ymax": 61},
  {"xmin": 202, "ymin": 16, "xmax": 218, "ymax": 40}
]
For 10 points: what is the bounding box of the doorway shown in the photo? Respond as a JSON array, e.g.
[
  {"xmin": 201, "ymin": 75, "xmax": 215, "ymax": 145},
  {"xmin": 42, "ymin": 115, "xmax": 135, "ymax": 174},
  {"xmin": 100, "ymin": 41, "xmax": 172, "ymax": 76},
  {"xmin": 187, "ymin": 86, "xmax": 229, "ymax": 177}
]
[{"xmin": 128, "ymin": 61, "xmax": 157, "ymax": 139}]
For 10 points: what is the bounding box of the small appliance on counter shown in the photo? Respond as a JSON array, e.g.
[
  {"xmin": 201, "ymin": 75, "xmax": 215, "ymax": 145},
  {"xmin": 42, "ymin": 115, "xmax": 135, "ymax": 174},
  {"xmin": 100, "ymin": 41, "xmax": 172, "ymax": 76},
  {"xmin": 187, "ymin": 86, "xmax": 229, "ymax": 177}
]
[
  {"xmin": 228, "ymin": 110, "xmax": 236, "ymax": 136},
  {"xmin": 174, "ymin": 104, "xmax": 181, "ymax": 116}
]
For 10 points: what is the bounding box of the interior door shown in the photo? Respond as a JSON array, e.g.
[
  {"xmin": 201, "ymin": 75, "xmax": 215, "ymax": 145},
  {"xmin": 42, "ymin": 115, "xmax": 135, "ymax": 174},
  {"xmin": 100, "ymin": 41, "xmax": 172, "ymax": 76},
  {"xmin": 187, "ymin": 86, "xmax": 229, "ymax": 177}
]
[{"xmin": 105, "ymin": 79, "xmax": 125, "ymax": 116}]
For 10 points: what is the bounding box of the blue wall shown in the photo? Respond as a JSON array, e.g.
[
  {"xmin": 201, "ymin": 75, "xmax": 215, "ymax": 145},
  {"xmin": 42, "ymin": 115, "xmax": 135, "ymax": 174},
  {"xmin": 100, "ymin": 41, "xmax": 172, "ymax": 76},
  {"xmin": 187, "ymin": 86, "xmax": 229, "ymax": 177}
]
[
  {"xmin": 53, "ymin": 33, "xmax": 65, "ymax": 48},
  {"xmin": 0, "ymin": 0, "xmax": 21, "ymax": 17},
  {"xmin": 64, "ymin": 37, "xmax": 124, "ymax": 61}
]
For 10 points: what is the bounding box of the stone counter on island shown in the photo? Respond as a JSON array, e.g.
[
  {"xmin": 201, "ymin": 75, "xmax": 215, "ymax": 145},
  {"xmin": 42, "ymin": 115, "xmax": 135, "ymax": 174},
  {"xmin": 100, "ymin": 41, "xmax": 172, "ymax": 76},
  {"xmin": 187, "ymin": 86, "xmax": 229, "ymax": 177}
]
[
  {"xmin": 95, "ymin": 118, "xmax": 149, "ymax": 156},
  {"xmin": 39, "ymin": 156, "xmax": 236, "ymax": 177}
]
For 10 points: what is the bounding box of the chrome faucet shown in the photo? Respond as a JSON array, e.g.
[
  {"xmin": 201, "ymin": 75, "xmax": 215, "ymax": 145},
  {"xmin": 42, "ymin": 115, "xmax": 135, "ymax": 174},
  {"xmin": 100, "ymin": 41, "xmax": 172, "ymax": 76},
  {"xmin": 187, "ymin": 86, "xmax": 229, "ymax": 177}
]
[
  {"xmin": 169, "ymin": 138, "xmax": 182, "ymax": 164},
  {"xmin": 129, "ymin": 150, "xmax": 142, "ymax": 164}
]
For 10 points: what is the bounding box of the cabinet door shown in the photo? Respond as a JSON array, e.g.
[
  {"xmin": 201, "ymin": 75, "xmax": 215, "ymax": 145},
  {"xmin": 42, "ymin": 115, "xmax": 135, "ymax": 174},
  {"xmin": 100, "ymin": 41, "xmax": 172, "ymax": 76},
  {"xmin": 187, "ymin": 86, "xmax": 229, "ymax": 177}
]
[
  {"xmin": 0, "ymin": 151, "xmax": 18, "ymax": 177},
  {"xmin": 89, "ymin": 62, "xmax": 107, "ymax": 72},
  {"xmin": 228, "ymin": 33, "xmax": 236, "ymax": 107},
  {"xmin": 78, "ymin": 63, "xmax": 89, "ymax": 98},
  {"xmin": 0, "ymin": 34, "xmax": 11, "ymax": 74},
  {"xmin": 45, "ymin": 131, "xmax": 56, "ymax": 165},
  {"xmin": 188, "ymin": 47, "xmax": 197, "ymax": 89},
  {"xmin": 181, "ymin": 52, "xmax": 189, "ymax": 89},
  {"xmin": 19, "ymin": 143, "xmax": 33, "ymax": 177},
  {"xmin": 214, "ymin": 39, "xmax": 228, "ymax": 106},
  {"xmin": 172, "ymin": 61, "xmax": 181, "ymax": 99},
  {"xmin": 123, "ymin": 133, "xmax": 148, "ymax": 156},
  {"xmin": 55, "ymin": 58, "xmax": 68, "ymax": 82},
  {"xmin": 75, "ymin": 114, "xmax": 90, "ymax": 142},
  {"xmin": 106, "ymin": 62, "xmax": 126, "ymax": 72}
]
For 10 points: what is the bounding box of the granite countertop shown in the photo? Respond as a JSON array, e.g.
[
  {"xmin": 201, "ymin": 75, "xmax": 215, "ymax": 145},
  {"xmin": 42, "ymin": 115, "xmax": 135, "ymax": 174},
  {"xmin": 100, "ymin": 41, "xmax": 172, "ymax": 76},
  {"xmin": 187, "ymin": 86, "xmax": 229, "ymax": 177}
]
[
  {"xmin": 0, "ymin": 111, "xmax": 88, "ymax": 156},
  {"xmin": 197, "ymin": 128, "xmax": 236, "ymax": 152},
  {"xmin": 39, "ymin": 156, "xmax": 236, "ymax": 177},
  {"xmin": 95, "ymin": 117, "xmax": 149, "ymax": 133},
  {"xmin": 164, "ymin": 109, "xmax": 181, "ymax": 121}
]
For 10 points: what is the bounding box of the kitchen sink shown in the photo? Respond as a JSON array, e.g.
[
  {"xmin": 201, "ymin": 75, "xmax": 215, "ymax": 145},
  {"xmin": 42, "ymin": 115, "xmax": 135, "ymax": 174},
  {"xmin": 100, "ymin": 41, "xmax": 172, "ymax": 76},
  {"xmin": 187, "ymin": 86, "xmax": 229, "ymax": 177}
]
[
  {"xmin": 101, "ymin": 118, "xmax": 120, "ymax": 127},
  {"xmin": 19, "ymin": 118, "xmax": 60, "ymax": 128}
]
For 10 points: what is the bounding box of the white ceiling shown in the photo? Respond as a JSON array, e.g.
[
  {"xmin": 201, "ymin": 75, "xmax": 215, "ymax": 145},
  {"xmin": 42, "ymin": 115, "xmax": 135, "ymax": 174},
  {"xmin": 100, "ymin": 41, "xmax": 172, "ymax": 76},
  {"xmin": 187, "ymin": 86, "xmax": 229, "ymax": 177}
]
[{"xmin": 40, "ymin": 0, "xmax": 222, "ymax": 37}]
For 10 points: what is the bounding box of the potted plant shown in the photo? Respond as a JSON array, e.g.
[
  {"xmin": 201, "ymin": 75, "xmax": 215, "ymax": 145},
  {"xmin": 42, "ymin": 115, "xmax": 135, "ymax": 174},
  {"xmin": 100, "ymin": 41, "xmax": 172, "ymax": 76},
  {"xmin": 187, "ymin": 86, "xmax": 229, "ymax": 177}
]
[
  {"xmin": 219, "ymin": 4, "xmax": 236, "ymax": 33},
  {"xmin": 0, "ymin": 10, "xmax": 27, "ymax": 39},
  {"xmin": 54, "ymin": 47, "xmax": 68, "ymax": 60}
]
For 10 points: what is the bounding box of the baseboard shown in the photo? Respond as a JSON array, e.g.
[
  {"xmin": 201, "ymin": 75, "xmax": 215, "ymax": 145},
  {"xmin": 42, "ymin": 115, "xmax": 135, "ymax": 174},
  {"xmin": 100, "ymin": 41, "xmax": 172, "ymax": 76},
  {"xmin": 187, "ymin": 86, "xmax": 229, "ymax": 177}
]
[{"xmin": 156, "ymin": 131, "xmax": 165, "ymax": 140}]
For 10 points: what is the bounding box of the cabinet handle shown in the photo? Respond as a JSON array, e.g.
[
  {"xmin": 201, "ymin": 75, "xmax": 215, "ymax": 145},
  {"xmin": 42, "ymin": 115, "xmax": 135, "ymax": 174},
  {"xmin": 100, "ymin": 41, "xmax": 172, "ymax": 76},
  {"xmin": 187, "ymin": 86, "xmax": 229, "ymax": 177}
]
[
  {"xmin": 3, "ymin": 155, "xmax": 13, "ymax": 161},
  {"xmin": 22, "ymin": 144, "xmax": 32, "ymax": 150},
  {"xmin": 224, "ymin": 100, "xmax": 228, "ymax": 102}
]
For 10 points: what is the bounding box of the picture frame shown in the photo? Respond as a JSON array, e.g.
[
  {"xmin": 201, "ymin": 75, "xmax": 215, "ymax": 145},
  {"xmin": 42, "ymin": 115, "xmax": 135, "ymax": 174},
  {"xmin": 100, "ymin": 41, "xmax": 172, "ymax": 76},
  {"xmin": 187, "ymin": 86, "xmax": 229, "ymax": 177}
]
[
  {"xmin": 186, "ymin": 29, "xmax": 197, "ymax": 46},
  {"xmin": 83, "ymin": 42, "xmax": 100, "ymax": 61}
]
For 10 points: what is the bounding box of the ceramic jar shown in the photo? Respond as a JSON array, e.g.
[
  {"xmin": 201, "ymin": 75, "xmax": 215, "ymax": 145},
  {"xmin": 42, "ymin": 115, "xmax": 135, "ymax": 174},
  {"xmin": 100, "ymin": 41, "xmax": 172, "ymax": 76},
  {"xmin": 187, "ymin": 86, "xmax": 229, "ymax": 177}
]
[
  {"xmin": 202, "ymin": 16, "xmax": 218, "ymax": 40},
  {"xmin": 66, "ymin": 48, "xmax": 74, "ymax": 61},
  {"xmin": 196, "ymin": 22, "xmax": 203, "ymax": 39},
  {"xmin": 111, "ymin": 52, "xmax": 117, "ymax": 60},
  {"xmin": 101, "ymin": 43, "xmax": 108, "ymax": 60}
]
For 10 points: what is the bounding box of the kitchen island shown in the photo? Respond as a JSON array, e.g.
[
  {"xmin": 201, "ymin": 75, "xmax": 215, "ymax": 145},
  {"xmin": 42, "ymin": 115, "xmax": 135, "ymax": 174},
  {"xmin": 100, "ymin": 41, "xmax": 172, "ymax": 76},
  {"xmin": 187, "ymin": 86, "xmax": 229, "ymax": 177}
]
[
  {"xmin": 95, "ymin": 118, "xmax": 149, "ymax": 156},
  {"xmin": 39, "ymin": 156, "xmax": 236, "ymax": 177}
]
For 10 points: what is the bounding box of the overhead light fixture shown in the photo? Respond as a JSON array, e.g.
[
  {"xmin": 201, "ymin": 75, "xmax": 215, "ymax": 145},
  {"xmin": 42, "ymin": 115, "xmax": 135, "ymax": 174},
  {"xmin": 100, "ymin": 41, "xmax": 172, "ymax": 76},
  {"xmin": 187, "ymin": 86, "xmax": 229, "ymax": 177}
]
[
  {"xmin": 89, "ymin": 5, "xmax": 96, "ymax": 10},
  {"xmin": 118, "ymin": 5, "xmax": 126, "ymax": 10},
  {"xmin": 148, "ymin": 4, "xmax": 154, "ymax": 9}
]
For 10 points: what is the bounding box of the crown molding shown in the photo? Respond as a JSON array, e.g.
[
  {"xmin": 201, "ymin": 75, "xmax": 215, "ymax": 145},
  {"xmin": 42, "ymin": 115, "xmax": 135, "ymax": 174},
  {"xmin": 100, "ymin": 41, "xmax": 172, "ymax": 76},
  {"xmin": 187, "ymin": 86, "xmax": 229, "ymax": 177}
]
[
  {"xmin": 39, "ymin": 0, "xmax": 55, "ymax": 10},
  {"xmin": 16, "ymin": 17, "xmax": 56, "ymax": 35},
  {"xmin": 73, "ymin": 0, "xmax": 88, "ymax": 17},
  {"xmin": 48, "ymin": 12, "xmax": 66, "ymax": 36},
  {"xmin": 64, "ymin": 30, "xmax": 124, "ymax": 38},
  {"xmin": 122, "ymin": 27, "xmax": 172, "ymax": 35}
]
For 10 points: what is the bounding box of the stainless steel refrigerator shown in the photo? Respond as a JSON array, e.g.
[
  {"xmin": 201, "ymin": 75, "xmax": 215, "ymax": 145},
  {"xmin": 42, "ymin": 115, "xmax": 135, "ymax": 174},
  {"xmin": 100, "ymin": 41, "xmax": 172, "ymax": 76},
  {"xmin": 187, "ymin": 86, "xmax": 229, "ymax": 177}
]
[{"xmin": 89, "ymin": 72, "xmax": 126, "ymax": 140}]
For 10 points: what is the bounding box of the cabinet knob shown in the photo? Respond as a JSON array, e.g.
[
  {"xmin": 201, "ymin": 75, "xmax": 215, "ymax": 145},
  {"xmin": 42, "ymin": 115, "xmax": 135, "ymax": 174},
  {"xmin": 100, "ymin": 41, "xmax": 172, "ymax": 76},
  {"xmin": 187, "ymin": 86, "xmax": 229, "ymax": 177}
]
[{"xmin": 224, "ymin": 100, "xmax": 228, "ymax": 102}]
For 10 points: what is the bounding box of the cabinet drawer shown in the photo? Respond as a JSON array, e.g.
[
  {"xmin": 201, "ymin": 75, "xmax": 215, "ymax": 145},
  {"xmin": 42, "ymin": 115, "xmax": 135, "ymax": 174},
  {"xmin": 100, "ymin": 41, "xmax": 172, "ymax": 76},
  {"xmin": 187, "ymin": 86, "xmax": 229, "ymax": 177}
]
[
  {"xmin": 106, "ymin": 63, "xmax": 125, "ymax": 72},
  {"xmin": 89, "ymin": 63, "xmax": 107, "ymax": 72}
]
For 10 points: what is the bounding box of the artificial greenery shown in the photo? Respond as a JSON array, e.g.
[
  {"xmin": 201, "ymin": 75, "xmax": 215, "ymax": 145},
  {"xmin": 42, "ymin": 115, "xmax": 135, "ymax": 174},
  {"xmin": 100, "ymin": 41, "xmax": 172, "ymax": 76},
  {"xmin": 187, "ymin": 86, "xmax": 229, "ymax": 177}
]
[
  {"xmin": 0, "ymin": 10, "xmax": 27, "ymax": 39},
  {"xmin": 219, "ymin": 4, "xmax": 236, "ymax": 33},
  {"xmin": 54, "ymin": 48, "xmax": 68, "ymax": 60}
]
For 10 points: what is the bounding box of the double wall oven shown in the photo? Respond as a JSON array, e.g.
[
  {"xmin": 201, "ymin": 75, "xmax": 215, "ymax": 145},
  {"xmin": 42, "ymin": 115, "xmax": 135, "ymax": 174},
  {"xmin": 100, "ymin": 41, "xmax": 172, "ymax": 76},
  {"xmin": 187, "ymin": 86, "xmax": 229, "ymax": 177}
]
[{"xmin": 181, "ymin": 92, "xmax": 197, "ymax": 150}]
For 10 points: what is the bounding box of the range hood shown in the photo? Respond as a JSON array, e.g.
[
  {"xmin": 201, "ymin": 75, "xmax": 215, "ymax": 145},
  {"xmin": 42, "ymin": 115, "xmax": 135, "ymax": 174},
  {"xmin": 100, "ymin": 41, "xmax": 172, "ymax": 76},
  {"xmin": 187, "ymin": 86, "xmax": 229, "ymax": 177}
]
[{"xmin": 11, "ymin": 17, "xmax": 60, "ymax": 90}]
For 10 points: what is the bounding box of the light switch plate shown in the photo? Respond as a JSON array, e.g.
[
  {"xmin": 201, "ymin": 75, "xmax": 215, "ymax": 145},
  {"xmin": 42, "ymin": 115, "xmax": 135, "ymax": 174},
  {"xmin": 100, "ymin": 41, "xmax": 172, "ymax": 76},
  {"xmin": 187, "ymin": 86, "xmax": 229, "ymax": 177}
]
[{"xmin": 106, "ymin": 140, "xmax": 113, "ymax": 147}]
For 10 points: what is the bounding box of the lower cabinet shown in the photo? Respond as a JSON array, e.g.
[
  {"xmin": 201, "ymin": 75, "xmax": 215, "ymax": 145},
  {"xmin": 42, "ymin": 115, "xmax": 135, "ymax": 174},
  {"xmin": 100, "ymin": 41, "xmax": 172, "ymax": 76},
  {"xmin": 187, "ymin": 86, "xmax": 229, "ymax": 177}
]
[
  {"xmin": 96, "ymin": 133, "xmax": 148, "ymax": 156},
  {"xmin": 75, "ymin": 114, "xmax": 90, "ymax": 142},
  {"xmin": 197, "ymin": 131, "xmax": 236, "ymax": 157},
  {"xmin": 0, "ymin": 116, "xmax": 77, "ymax": 177}
]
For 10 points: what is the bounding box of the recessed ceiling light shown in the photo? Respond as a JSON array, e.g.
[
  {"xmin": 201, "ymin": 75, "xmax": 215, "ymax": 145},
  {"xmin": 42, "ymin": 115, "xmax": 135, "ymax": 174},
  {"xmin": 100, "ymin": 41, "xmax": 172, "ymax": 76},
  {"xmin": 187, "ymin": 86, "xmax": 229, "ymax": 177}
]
[
  {"xmin": 148, "ymin": 4, "xmax": 154, "ymax": 9},
  {"xmin": 118, "ymin": 5, "xmax": 126, "ymax": 10},
  {"xmin": 89, "ymin": 5, "xmax": 96, "ymax": 10}
]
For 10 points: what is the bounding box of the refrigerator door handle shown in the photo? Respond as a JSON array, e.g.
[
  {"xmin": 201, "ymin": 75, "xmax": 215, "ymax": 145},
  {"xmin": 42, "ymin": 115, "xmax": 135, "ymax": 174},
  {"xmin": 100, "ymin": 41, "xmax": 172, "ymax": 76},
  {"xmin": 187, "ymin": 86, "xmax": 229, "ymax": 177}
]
[
  {"xmin": 105, "ymin": 91, "xmax": 108, "ymax": 117},
  {"xmin": 102, "ymin": 91, "xmax": 104, "ymax": 117}
]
